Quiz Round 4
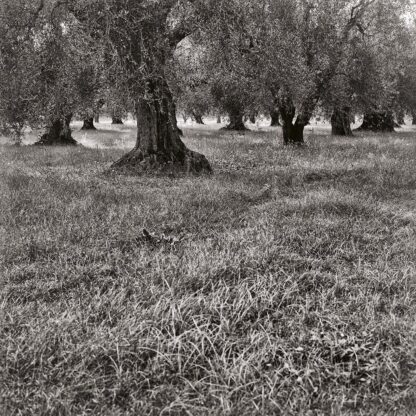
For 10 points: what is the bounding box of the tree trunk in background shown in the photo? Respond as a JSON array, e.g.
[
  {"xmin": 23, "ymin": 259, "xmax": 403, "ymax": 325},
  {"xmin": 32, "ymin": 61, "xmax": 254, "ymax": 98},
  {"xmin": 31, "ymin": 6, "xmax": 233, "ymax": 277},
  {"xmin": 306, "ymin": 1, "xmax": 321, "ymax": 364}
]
[
  {"xmin": 217, "ymin": 114, "xmax": 221, "ymax": 123},
  {"xmin": 331, "ymin": 107, "xmax": 353, "ymax": 136},
  {"xmin": 396, "ymin": 110, "xmax": 405, "ymax": 126},
  {"xmin": 280, "ymin": 105, "xmax": 305, "ymax": 145},
  {"xmin": 412, "ymin": 112, "xmax": 416, "ymax": 125},
  {"xmin": 357, "ymin": 111, "xmax": 395, "ymax": 132},
  {"xmin": 112, "ymin": 116, "xmax": 124, "ymax": 124},
  {"xmin": 282, "ymin": 123, "xmax": 305, "ymax": 144},
  {"xmin": 94, "ymin": 113, "xmax": 100, "ymax": 123},
  {"xmin": 192, "ymin": 112, "xmax": 204, "ymax": 124},
  {"xmin": 81, "ymin": 117, "xmax": 96, "ymax": 130},
  {"xmin": 111, "ymin": 79, "xmax": 211, "ymax": 175},
  {"xmin": 270, "ymin": 108, "xmax": 281, "ymax": 126},
  {"xmin": 35, "ymin": 114, "xmax": 77, "ymax": 145},
  {"xmin": 223, "ymin": 107, "xmax": 247, "ymax": 131}
]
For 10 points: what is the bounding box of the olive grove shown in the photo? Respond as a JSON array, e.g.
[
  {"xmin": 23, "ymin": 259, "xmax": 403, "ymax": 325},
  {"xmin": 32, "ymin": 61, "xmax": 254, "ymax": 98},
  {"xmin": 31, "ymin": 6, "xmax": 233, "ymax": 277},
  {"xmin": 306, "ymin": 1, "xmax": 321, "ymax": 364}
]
[{"xmin": 0, "ymin": 0, "xmax": 414, "ymax": 169}]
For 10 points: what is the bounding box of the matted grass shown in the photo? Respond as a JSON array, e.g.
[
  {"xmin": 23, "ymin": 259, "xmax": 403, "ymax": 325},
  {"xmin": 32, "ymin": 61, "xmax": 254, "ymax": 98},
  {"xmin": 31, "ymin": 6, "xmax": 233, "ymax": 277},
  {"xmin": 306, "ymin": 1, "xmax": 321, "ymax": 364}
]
[{"xmin": 1, "ymin": 124, "xmax": 415, "ymax": 415}]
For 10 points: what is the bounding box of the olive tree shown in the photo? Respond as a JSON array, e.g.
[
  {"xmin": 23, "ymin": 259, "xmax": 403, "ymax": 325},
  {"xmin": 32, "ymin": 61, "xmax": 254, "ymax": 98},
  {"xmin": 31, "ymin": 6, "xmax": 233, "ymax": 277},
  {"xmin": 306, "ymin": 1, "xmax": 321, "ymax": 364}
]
[
  {"xmin": 260, "ymin": 0, "xmax": 391, "ymax": 144},
  {"xmin": 66, "ymin": 0, "xmax": 212, "ymax": 174}
]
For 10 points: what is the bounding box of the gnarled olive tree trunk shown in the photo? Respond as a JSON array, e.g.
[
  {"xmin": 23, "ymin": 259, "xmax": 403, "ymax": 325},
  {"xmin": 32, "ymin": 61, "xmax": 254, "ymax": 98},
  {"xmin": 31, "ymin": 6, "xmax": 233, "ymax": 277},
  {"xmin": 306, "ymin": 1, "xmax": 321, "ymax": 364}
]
[
  {"xmin": 81, "ymin": 117, "xmax": 96, "ymax": 130},
  {"xmin": 111, "ymin": 78, "xmax": 211, "ymax": 175},
  {"xmin": 282, "ymin": 122, "xmax": 305, "ymax": 144},
  {"xmin": 192, "ymin": 111, "xmax": 204, "ymax": 124},
  {"xmin": 357, "ymin": 111, "xmax": 395, "ymax": 132},
  {"xmin": 270, "ymin": 108, "xmax": 281, "ymax": 126},
  {"xmin": 244, "ymin": 111, "xmax": 256, "ymax": 124},
  {"xmin": 112, "ymin": 116, "xmax": 123, "ymax": 125},
  {"xmin": 279, "ymin": 103, "xmax": 305, "ymax": 145},
  {"xmin": 396, "ymin": 110, "xmax": 405, "ymax": 126},
  {"xmin": 223, "ymin": 106, "xmax": 247, "ymax": 131},
  {"xmin": 36, "ymin": 114, "xmax": 77, "ymax": 145},
  {"xmin": 76, "ymin": 0, "xmax": 212, "ymax": 175},
  {"xmin": 331, "ymin": 107, "xmax": 353, "ymax": 136}
]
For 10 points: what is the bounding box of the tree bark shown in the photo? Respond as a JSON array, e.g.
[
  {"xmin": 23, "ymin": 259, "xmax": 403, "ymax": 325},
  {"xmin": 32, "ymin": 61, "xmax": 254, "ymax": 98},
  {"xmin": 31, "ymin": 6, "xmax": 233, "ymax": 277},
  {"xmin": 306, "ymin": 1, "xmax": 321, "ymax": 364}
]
[
  {"xmin": 94, "ymin": 113, "xmax": 100, "ymax": 123},
  {"xmin": 192, "ymin": 112, "xmax": 204, "ymax": 124},
  {"xmin": 331, "ymin": 107, "xmax": 353, "ymax": 136},
  {"xmin": 111, "ymin": 79, "xmax": 211, "ymax": 175},
  {"xmin": 282, "ymin": 123, "xmax": 305, "ymax": 144},
  {"xmin": 270, "ymin": 108, "xmax": 281, "ymax": 126},
  {"xmin": 217, "ymin": 114, "xmax": 221, "ymax": 124},
  {"xmin": 112, "ymin": 116, "xmax": 124, "ymax": 125},
  {"xmin": 412, "ymin": 112, "xmax": 416, "ymax": 125},
  {"xmin": 396, "ymin": 110, "xmax": 405, "ymax": 126},
  {"xmin": 279, "ymin": 104, "xmax": 305, "ymax": 145},
  {"xmin": 81, "ymin": 117, "xmax": 97, "ymax": 130},
  {"xmin": 357, "ymin": 111, "xmax": 395, "ymax": 132},
  {"xmin": 223, "ymin": 107, "xmax": 247, "ymax": 131},
  {"xmin": 35, "ymin": 114, "xmax": 77, "ymax": 145}
]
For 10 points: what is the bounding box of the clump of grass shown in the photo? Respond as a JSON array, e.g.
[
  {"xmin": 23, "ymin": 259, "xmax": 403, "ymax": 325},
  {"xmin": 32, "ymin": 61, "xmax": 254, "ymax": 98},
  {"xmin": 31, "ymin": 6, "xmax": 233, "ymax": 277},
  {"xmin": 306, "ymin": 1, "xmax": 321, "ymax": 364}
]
[{"xmin": 1, "ymin": 127, "xmax": 416, "ymax": 415}]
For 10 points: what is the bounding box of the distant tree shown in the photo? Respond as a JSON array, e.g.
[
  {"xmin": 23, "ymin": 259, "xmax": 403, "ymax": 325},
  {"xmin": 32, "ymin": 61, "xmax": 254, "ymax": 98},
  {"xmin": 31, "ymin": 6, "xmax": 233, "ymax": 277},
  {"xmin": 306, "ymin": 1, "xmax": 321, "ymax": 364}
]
[
  {"xmin": 108, "ymin": 84, "xmax": 130, "ymax": 125},
  {"xmin": 170, "ymin": 39, "xmax": 213, "ymax": 126},
  {"xmin": 259, "ymin": 0, "xmax": 411, "ymax": 143},
  {"xmin": 0, "ymin": 0, "xmax": 104, "ymax": 145},
  {"xmin": 196, "ymin": 0, "xmax": 265, "ymax": 131},
  {"xmin": 111, "ymin": 116, "xmax": 124, "ymax": 125},
  {"xmin": 211, "ymin": 80, "xmax": 249, "ymax": 130},
  {"xmin": 396, "ymin": 52, "xmax": 416, "ymax": 125},
  {"xmin": 77, "ymin": 66, "xmax": 104, "ymax": 130},
  {"xmin": 0, "ymin": 1, "xmax": 44, "ymax": 144},
  {"xmin": 269, "ymin": 108, "xmax": 281, "ymax": 127},
  {"xmin": 81, "ymin": 118, "xmax": 96, "ymax": 130},
  {"xmin": 352, "ymin": 1, "xmax": 412, "ymax": 132}
]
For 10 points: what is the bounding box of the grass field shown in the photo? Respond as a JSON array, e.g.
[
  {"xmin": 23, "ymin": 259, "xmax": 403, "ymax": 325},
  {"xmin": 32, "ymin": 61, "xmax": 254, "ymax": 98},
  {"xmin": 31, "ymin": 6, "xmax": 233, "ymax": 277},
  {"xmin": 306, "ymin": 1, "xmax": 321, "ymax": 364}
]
[{"xmin": 1, "ymin": 120, "xmax": 416, "ymax": 415}]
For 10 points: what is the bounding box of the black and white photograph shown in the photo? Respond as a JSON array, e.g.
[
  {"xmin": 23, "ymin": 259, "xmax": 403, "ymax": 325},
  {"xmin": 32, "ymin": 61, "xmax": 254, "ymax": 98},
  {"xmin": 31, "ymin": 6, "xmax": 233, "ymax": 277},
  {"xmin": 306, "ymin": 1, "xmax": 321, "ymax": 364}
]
[{"xmin": 1, "ymin": 0, "xmax": 415, "ymax": 414}]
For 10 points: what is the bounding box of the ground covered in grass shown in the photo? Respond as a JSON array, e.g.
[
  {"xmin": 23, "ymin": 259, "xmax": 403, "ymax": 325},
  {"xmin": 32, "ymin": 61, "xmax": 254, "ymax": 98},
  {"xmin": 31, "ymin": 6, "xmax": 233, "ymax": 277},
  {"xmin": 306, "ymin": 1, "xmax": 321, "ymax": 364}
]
[{"xmin": 1, "ymin": 124, "xmax": 416, "ymax": 415}]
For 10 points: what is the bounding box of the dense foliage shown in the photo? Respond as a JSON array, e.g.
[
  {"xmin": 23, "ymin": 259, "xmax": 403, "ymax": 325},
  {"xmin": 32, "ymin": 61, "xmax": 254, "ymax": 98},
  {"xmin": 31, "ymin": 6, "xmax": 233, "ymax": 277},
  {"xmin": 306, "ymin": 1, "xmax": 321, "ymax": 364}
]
[{"xmin": 0, "ymin": 0, "xmax": 414, "ymax": 146}]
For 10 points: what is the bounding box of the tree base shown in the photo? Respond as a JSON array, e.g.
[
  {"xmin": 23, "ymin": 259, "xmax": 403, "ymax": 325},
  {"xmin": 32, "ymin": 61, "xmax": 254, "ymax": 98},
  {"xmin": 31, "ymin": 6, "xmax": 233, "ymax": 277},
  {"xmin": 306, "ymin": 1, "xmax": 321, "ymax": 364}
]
[
  {"xmin": 221, "ymin": 122, "xmax": 248, "ymax": 131},
  {"xmin": 356, "ymin": 112, "xmax": 395, "ymax": 132},
  {"xmin": 81, "ymin": 118, "xmax": 97, "ymax": 130},
  {"xmin": 112, "ymin": 118, "xmax": 124, "ymax": 125},
  {"xmin": 192, "ymin": 112, "xmax": 204, "ymax": 124},
  {"xmin": 282, "ymin": 124, "xmax": 305, "ymax": 145},
  {"xmin": 270, "ymin": 110, "xmax": 281, "ymax": 126},
  {"xmin": 35, "ymin": 134, "xmax": 78, "ymax": 146},
  {"xmin": 331, "ymin": 108, "xmax": 353, "ymax": 136},
  {"xmin": 35, "ymin": 117, "xmax": 78, "ymax": 146},
  {"xmin": 109, "ymin": 148, "xmax": 212, "ymax": 176}
]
